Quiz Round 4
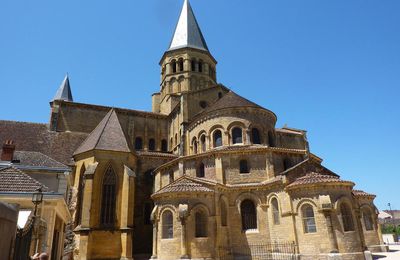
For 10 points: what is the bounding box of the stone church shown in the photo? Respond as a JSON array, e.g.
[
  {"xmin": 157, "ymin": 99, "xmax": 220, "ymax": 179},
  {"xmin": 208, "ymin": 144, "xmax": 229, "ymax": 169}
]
[{"xmin": 0, "ymin": 0, "xmax": 384, "ymax": 259}]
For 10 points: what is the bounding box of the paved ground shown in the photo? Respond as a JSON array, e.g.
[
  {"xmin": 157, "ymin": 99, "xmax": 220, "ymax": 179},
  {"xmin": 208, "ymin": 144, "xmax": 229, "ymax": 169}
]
[{"xmin": 373, "ymin": 244, "xmax": 400, "ymax": 260}]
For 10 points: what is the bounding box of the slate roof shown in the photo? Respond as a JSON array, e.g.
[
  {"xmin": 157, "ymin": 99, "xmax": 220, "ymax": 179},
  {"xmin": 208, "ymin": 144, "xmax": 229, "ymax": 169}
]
[
  {"xmin": 13, "ymin": 151, "xmax": 68, "ymax": 169},
  {"xmin": 53, "ymin": 75, "xmax": 73, "ymax": 102},
  {"xmin": 286, "ymin": 172, "xmax": 354, "ymax": 189},
  {"xmin": 152, "ymin": 176, "xmax": 214, "ymax": 197},
  {"xmin": 169, "ymin": 0, "xmax": 209, "ymax": 52},
  {"xmin": 0, "ymin": 120, "xmax": 88, "ymax": 165},
  {"xmin": 352, "ymin": 189, "xmax": 376, "ymax": 198},
  {"xmin": 74, "ymin": 109, "xmax": 131, "ymax": 155},
  {"xmin": 0, "ymin": 166, "xmax": 49, "ymax": 193}
]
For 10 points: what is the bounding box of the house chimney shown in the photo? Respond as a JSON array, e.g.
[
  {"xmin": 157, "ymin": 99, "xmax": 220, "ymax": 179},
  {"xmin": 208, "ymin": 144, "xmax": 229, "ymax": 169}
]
[{"xmin": 1, "ymin": 140, "xmax": 16, "ymax": 161}]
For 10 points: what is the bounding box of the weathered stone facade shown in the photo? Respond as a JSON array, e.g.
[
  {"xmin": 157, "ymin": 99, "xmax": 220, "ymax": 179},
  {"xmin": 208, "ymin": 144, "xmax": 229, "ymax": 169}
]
[{"xmin": 0, "ymin": 1, "xmax": 384, "ymax": 259}]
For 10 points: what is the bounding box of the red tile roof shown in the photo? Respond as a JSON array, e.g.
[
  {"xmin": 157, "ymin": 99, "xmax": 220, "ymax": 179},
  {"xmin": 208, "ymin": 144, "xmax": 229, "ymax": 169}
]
[
  {"xmin": 152, "ymin": 176, "xmax": 214, "ymax": 198},
  {"xmin": 352, "ymin": 189, "xmax": 376, "ymax": 198},
  {"xmin": 286, "ymin": 172, "xmax": 354, "ymax": 189},
  {"xmin": 0, "ymin": 166, "xmax": 49, "ymax": 193}
]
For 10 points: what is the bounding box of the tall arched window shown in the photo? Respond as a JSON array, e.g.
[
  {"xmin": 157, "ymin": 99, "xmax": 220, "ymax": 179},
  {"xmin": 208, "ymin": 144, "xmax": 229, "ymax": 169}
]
[
  {"xmin": 135, "ymin": 137, "xmax": 143, "ymax": 150},
  {"xmin": 170, "ymin": 137, "xmax": 173, "ymax": 148},
  {"xmin": 192, "ymin": 138, "xmax": 197, "ymax": 154},
  {"xmin": 169, "ymin": 171, "xmax": 174, "ymax": 184},
  {"xmin": 75, "ymin": 164, "xmax": 86, "ymax": 226},
  {"xmin": 200, "ymin": 135, "xmax": 206, "ymax": 152},
  {"xmin": 175, "ymin": 134, "xmax": 178, "ymax": 147},
  {"xmin": 198, "ymin": 60, "xmax": 203, "ymax": 73},
  {"xmin": 239, "ymin": 160, "xmax": 249, "ymax": 174},
  {"xmin": 221, "ymin": 201, "xmax": 227, "ymax": 227},
  {"xmin": 251, "ymin": 128, "xmax": 261, "ymax": 144},
  {"xmin": 191, "ymin": 59, "xmax": 196, "ymax": 71},
  {"xmin": 363, "ymin": 208, "xmax": 374, "ymax": 231},
  {"xmin": 197, "ymin": 163, "xmax": 205, "ymax": 178},
  {"xmin": 178, "ymin": 59, "xmax": 184, "ymax": 72},
  {"xmin": 302, "ymin": 204, "xmax": 317, "ymax": 233},
  {"xmin": 213, "ymin": 130, "xmax": 222, "ymax": 147},
  {"xmin": 268, "ymin": 131, "xmax": 275, "ymax": 147},
  {"xmin": 161, "ymin": 139, "xmax": 168, "ymax": 152},
  {"xmin": 148, "ymin": 138, "xmax": 156, "ymax": 151},
  {"xmin": 195, "ymin": 211, "xmax": 208, "ymax": 237},
  {"xmin": 162, "ymin": 210, "xmax": 173, "ymax": 239},
  {"xmin": 341, "ymin": 203, "xmax": 355, "ymax": 231},
  {"xmin": 232, "ymin": 127, "xmax": 243, "ymax": 144},
  {"xmin": 101, "ymin": 167, "xmax": 117, "ymax": 227},
  {"xmin": 171, "ymin": 60, "xmax": 177, "ymax": 73},
  {"xmin": 271, "ymin": 198, "xmax": 280, "ymax": 225},
  {"xmin": 241, "ymin": 199, "xmax": 257, "ymax": 230},
  {"xmin": 283, "ymin": 158, "xmax": 291, "ymax": 170}
]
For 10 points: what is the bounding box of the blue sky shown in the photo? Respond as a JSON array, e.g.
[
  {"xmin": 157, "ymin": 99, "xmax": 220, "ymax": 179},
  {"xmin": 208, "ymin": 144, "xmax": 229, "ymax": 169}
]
[{"xmin": 0, "ymin": 0, "xmax": 399, "ymax": 210}]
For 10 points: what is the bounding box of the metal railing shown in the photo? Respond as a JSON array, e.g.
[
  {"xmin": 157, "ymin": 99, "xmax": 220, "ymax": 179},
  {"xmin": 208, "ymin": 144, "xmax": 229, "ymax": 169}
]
[{"xmin": 219, "ymin": 241, "xmax": 297, "ymax": 260}]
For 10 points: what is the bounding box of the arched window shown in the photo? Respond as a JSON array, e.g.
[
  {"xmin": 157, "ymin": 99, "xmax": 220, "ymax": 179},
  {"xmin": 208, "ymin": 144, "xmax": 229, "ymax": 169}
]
[
  {"xmin": 232, "ymin": 127, "xmax": 243, "ymax": 144},
  {"xmin": 239, "ymin": 160, "xmax": 249, "ymax": 174},
  {"xmin": 363, "ymin": 208, "xmax": 374, "ymax": 231},
  {"xmin": 251, "ymin": 128, "xmax": 261, "ymax": 144},
  {"xmin": 162, "ymin": 210, "xmax": 173, "ymax": 239},
  {"xmin": 221, "ymin": 200, "xmax": 227, "ymax": 227},
  {"xmin": 171, "ymin": 60, "xmax": 177, "ymax": 73},
  {"xmin": 135, "ymin": 137, "xmax": 143, "ymax": 150},
  {"xmin": 198, "ymin": 60, "xmax": 203, "ymax": 73},
  {"xmin": 197, "ymin": 163, "xmax": 205, "ymax": 178},
  {"xmin": 148, "ymin": 138, "xmax": 156, "ymax": 151},
  {"xmin": 268, "ymin": 131, "xmax": 275, "ymax": 147},
  {"xmin": 241, "ymin": 199, "xmax": 257, "ymax": 230},
  {"xmin": 340, "ymin": 203, "xmax": 355, "ymax": 231},
  {"xmin": 175, "ymin": 134, "xmax": 178, "ymax": 147},
  {"xmin": 191, "ymin": 59, "xmax": 196, "ymax": 71},
  {"xmin": 178, "ymin": 59, "xmax": 184, "ymax": 72},
  {"xmin": 169, "ymin": 171, "xmax": 174, "ymax": 184},
  {"xmin": 271, "ymin": 198, "xmax": 280, "ymax": 225},
  {"xmin": 75, "ymin": 164, "xmax": 86, "ymax": 226},
  {"xmin": 302, "ymin": 204, "xmax": 317, "ymax": 233},
  {"xmin": 195, "ymin": 211, "xmax": 208, "ymax": 237},
  {"xmin": 213, "ymin": 130, "xmax": 222, "ymax": 147},
  {"xmin": 283, "ymin": 158, "xmax": 291, "ymax": 170},
  {"xmin": 161, "ymin": 139, "xmax": 168, "ymax": 152},
  {"xmin": 200, "ymin": 134, "xmax": 206, "ymax": 152},
  {"xmin": 192, "ymin": 138, "xmax": 197, "ymax": 154},
  {"xmin": 101, "ymin": 167, "xmax": 117, "ymax": 227}
]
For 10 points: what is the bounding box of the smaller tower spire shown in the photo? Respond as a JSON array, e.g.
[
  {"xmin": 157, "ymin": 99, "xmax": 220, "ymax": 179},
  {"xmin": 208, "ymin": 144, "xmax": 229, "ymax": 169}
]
[
  {"xmin": 53, "ymin": 74, "xmax": 73, "ymax": 102},
  {"xmin": 169, "ymin": 0, "xmax": 209, "ymax": 52}
]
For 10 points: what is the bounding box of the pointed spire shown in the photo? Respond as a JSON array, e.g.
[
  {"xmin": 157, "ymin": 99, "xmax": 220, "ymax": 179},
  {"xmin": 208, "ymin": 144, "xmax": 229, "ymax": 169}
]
[
  {"xmin": 169, "ymin": 0, "xmax": 209, "ymax": 52},
  {"xmin": 53, "ymin": 74, "xmax": 73, "ymax": 102}
]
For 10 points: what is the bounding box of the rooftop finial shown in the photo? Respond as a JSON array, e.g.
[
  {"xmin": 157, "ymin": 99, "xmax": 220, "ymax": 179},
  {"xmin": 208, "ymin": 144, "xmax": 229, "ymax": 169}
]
[
  {"xmin": 53, "ymin": 74, "xmax": 73, "ymax": 102},
  {"xmin": 168, "ymin": 0, "xmax": 209, "ymax": 52}
]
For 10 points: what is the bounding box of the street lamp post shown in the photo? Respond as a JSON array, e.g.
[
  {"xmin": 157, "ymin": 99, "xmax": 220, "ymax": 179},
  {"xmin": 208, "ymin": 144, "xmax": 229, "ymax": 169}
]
[{"xmin": 32, "ymin": 187, "xmax": 43, "ymax": 254}]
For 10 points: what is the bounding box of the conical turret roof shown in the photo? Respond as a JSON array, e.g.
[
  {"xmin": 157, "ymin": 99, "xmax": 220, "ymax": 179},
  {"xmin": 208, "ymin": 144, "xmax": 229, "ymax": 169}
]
[
  {"xmin": 53, "ymin": 75, "xmax": 73, "ymax": 102},
  {"xmin": 168, "ymin": 0, "xmax": 209, "ymax": 52},
  {"xmin": 73, "ymin": 109, "xmax": 131, "ymax": 155}
]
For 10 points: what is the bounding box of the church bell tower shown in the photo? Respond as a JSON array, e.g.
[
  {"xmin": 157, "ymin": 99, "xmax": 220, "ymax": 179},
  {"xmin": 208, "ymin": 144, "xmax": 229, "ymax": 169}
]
[{"xmin": 152, "ymin": 0, "xmax": 218, "ymax": 114}]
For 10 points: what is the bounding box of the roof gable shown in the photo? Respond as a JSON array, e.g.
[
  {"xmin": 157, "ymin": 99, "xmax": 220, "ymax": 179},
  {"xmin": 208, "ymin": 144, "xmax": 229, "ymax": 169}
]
[
  {"xmin": 152, "ymin": 175, "xmax": 214, "ymax": 197},
  {"xmin": 74, "ymin": 109, "xmax": 131, "ymax": 155}
]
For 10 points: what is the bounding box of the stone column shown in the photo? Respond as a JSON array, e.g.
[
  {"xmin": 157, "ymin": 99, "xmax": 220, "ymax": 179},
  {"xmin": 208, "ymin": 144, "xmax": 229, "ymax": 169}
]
[
  {"xmin": 178, "ymin": 204, "xmax": 189, "ymax": 259},
  {"xmin": 265, "ymin": 152, "xmax": 275, "ymax": 179},
  {"xmin": 245, "ymin": 129, "xmax": 251, "ymax": 145},
  {"xmin": 150, "ymin": 206, "xmax": 159, "ymax": 259},
  {"xmin": 223, "ymin": 131, "xmax": 230, "ymax": 146},
  {"xmin": 120, "ymin": 166, "xmax": 135, "ymax": 260},
  {"xmin": 215, "ymin": 156, "xmax": 224, "ymax": 183},
  {"xmin": 324, "ymin": 212, "xmax": 339, "ymax": 253}
]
